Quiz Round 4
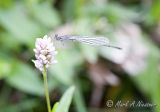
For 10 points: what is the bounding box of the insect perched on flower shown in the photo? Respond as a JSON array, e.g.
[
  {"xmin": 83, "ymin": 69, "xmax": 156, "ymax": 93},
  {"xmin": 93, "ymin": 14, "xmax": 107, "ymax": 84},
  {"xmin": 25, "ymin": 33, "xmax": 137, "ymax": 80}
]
[{"xmin": 32, "ymin": 35, "xmax": 57, "ymax": 72}]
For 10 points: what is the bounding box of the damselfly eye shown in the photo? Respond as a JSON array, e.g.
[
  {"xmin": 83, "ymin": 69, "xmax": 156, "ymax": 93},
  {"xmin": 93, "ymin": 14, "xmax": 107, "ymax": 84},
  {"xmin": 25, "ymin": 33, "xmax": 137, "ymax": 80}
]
[{"xmin": 55, "ymin": 34, "xmax": 59, "ymax": 40}]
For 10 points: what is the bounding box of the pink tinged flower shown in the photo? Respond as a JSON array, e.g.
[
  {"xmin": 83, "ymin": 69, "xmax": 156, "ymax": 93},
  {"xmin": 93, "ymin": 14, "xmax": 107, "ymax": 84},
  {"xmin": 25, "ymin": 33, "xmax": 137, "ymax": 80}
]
[
  {"xmin": 32, "ymin": 60, "xmax": 43, "ymax": 71},
  {"xmin": 32, "ymin": 35, "xmax": 57, "ymax": 72}
]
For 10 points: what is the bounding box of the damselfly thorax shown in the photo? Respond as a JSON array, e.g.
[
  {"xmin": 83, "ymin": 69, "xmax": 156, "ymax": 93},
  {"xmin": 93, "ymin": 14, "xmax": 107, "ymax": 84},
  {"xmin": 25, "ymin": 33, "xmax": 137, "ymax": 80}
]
[{"xmin": 50, "ymin": 34, "xmax": 122, "ymax": 50}]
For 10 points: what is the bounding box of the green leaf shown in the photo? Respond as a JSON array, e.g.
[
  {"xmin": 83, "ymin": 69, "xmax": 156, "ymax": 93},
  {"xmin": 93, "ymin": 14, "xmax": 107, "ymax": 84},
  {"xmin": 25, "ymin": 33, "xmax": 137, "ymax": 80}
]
[
  {"xmin": 0, "ymin": 99, "xmax": 39, "ymax": 112},
  {"xmin": 50, "ymin": 49, "xmax": 83, "ymax": 85},
  {"xmin": 31, "ymin": 2, "xmax": 60, "ymax": 28},
  {"xmin": 151, "ymin": 0, "xmax": 160, "ymax": 22},
  {"xmin": 105, "ymin": 3, "xmax": 138, "ymax": 23},
  {"xmin": 52, "ymin": 102, "xmax": 59, "ymax": 112},
  {"xmin": 56, "ymin": 86, "xmax": 75, "ymax": 112},
  {"xmin": 0, "ymin": 0, "xmax": 13, "ymax": 9},
  {"xmin": 0, "ymin": 32, "xmax": 21, "ymax": 52},
  {"xmin": 0, "ymin": 4, "xmax": 42, "ymax": 44},
  {"xmin": 74, "ymin": 88, "xmax": 87, "ymax": 112},
  {"xmin": 0, "ymin": 57, "xmax": 12, "ymax": 79},
  {"xmin": 134, "ymin": 41, "xmax": 160, "ymax": 112},
  {"xmin": 79, "ymin": 44, "xmax": 98, "ymax": 63},
  {"xmin": 6, "ymin": 61, "xmax": 44, "ymax": 96}
]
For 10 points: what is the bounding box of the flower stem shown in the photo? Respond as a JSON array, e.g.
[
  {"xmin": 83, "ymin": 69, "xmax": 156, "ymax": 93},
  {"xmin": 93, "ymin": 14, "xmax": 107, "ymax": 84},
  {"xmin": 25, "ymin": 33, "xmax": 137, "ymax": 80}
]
[{"xmin": 43, "ymin": 66, "xmax": 51, "ymax": 112}]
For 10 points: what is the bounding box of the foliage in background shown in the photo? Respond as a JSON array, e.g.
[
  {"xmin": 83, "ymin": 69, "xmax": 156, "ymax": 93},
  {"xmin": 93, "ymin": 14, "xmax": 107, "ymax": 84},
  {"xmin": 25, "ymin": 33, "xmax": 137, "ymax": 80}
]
[{"xmin": 0, "ymin": 0, "xmax": 160, "ymax": 112}]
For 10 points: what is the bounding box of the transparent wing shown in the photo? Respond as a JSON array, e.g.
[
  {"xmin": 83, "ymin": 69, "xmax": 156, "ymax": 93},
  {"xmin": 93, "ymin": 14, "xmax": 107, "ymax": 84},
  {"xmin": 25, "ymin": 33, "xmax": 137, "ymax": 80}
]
[
  {"xmin": 69, "ymin": 36, "xmax": 122, "ymax": 49},
  {"xmin": 69, "ymin": 36, "xmax": 110, "ymax": 46}
]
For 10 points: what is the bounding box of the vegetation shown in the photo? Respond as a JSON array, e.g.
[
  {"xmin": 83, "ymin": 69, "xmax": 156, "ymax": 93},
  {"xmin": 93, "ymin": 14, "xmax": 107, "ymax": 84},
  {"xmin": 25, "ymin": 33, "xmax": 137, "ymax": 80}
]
[{"xmin": 0, "ymin": 0, "xmax": 160, "ymax": 112}]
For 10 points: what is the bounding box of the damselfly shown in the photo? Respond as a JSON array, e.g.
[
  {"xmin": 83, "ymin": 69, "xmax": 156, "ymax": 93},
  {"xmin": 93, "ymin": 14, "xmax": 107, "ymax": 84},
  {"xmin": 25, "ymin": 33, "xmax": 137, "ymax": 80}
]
[{"xmin": 50, "ymin": 34, "xmax": 122, "ymax": 50}]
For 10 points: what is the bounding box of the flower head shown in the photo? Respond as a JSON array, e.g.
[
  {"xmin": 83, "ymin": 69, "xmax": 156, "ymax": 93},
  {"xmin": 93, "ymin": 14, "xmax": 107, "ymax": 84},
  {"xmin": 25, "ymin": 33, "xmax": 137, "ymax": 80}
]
[{"xmin": 32, "ymin": 35, "xmax": 57, "ymax": 71}]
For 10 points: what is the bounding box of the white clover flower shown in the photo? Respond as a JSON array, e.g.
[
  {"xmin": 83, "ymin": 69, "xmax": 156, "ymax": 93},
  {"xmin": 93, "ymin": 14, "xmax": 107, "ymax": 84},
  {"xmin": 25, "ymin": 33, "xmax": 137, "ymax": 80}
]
[{"xmin": 32, "ymin": 35, "xmax": 57, "ymax": 71}]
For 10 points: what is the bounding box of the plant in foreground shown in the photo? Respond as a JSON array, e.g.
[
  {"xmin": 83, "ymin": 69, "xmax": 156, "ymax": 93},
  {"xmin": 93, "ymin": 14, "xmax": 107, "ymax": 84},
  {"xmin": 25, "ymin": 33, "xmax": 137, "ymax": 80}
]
[
  {"xmin": 32, "ymin": 35, "xmax": 75, "ymax": 112},
  {"xmin": 32, "ymin": 35, "xmax": 57, "ymax": 112}
]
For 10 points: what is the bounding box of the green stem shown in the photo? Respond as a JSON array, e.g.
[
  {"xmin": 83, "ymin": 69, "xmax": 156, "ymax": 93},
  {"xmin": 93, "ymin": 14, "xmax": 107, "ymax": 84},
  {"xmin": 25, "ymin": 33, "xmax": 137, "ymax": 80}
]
[{"xmin": 43, "ymin": 66, "xmax": 51, "ymax": 112}]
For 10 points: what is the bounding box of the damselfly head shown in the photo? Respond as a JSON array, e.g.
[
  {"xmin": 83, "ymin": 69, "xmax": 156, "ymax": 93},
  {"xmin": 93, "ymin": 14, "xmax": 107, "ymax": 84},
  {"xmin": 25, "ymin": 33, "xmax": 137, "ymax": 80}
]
[
  {"xmin": 50, "ymin": 34, "xmax": 70, "ymax": 48},
  {"xmin": 54, "ymin": 34, "xmax": 66, "ymax": 41},
  {"xmin": 54, "ymin": 34, "xmax": 59, "ymax": 40}
]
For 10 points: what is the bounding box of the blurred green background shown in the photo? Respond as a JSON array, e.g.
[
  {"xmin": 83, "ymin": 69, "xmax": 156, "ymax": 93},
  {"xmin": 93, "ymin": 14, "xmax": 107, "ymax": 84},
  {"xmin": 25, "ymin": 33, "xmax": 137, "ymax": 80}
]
[{"xmin": 0, "ymin": 0, "xmax": 160, "ymax": 112}]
